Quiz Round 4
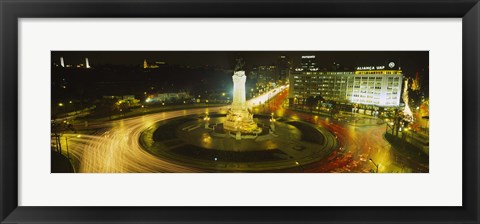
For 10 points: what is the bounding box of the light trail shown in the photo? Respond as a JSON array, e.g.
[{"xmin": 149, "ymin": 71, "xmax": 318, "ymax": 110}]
[
  {"xmin": 61, "ymin": 86, "xmax": 288, "ymax": 173},
  {"xmin": 59, "ymin": 84, "xmax": 424, "ymax": 173},
  {"xmin": 260, "ymin": 88, "xmax": 427, "ymax": 173},
  {"xmin": 246, "ymin": 85, "xmax": 288, "ymax": 108},
  {"xmin": 64, "ymin": 108, "xmax": 223, "ymax": 173}
]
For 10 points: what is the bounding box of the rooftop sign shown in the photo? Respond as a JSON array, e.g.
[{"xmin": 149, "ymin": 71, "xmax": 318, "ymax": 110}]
[{"xmin": 356, "ymin": 66, "xmax": 386, "ymax": 70}]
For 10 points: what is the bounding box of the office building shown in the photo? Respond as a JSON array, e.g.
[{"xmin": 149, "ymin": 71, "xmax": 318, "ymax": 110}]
[
  {"xmin": 276, "ymin": 55, "xmax": 292, "ymax": 82},
  {"xmin": 289, "ymin": 60, "xmax": 403, "ymax": 108}
]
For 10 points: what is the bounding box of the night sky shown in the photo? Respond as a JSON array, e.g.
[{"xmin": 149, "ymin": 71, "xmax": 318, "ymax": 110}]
[{"xmin": 52, "ymin": 51, "xmax": 428, "ymax": 77}]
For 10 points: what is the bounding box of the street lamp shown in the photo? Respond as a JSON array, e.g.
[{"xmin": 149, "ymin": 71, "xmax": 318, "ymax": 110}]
[
  {"xmin": 269, "ymin": 112, "xmax": 276, "ymax": 132},
  {"xmin": 369, "ymin": 158, "xmax": 379, "ymax": 173},
  {"xmin": 58, "ymin": 102, "xmax": 66, "ymax": 120},
  {"xmin": 203, "ymin": 112, "xmax": 210, "ymax": 128},
  {"xmin": 69, "ymin": 100, "xmax": 76, "ymax": 115}
]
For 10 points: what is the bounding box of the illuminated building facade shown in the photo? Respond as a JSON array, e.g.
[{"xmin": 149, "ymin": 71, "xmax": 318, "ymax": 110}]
[
  {"xmin": 300, "ymin": 55, "xmax": 318, "ymax": 71},
  {"xmin": 143, "ymin": 59, "xmax": 162, "ymax": 69},
  {"xmin": 276, "ymin": 55, "xmax": 292, "ymax": 82},
  {"xmin": 249, "ymin": 56, "xmax": 291, "ymax": 86},
  {"xmin": 145, "ymin": 92, "xmax": 190, "ymax": 103},
  {"xmin": 289, "ymin": 61, "xmax": 403, "ymax": 108},
  {"xmin": 249, "ymin": 65, "xmax": 277, "ymax": 86}
]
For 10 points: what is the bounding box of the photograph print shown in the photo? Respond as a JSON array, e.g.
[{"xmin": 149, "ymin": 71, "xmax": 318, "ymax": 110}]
[{"xmin": 51, "ymin": 51, "xmax": 429, "ymax": 173}]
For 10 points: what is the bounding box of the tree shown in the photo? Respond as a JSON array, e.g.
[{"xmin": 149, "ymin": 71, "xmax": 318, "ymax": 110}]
[
  {"xmin": 330, "ymin": 101, "xmax": 339, "ymax": 116},
  {"xmin": 94, "ymin": 98, "xmax": 118, "ymax": 120},
  {"xmin": 305, "ymin": 96, "xmax": 319, "ymax": 112},
  {"xmin": 51, "ymin": 120, "xmax": 76, "ymax": 153}
]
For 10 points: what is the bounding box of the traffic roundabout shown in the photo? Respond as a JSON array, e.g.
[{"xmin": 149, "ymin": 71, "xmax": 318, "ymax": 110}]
[{"xmin": 139, "ymin": 113, "xmax": 338, "ymax": 172}]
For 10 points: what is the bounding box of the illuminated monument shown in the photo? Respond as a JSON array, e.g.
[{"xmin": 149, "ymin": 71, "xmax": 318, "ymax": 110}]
[
  {"xmin": 85, "ymin": 58, "xmax": 91, "ymax": 69},
  {"xmin": 403, "ymin": 78, "xmax": 414, "ymax": 122},
  {"xmin": 223, "ymin": 59, "xmax": 261, "ymax": 138},
  {"xmin": 144, "ymin": 59, "xmax": 148, "ymax": 69},
  {"xmin": 139, "ymin": 58, "xmax": 338, "ymax": 170}
]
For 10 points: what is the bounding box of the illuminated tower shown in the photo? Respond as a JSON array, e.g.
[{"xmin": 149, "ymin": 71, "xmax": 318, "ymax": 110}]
[
  {"xmin": 403, "ymin": 78, "xmax": 413, "ymax": 121},
  {"xmin": 143, "ymin": 59, "xmax": 148, "ymax": 69},
  {"xmin": 411, "ymin": 72, "xmax": 421, "ymax": 91},
  {"xmin": 301, "ymin": 55, "xmax": 318, "ymax": 71},
  {"xmin": 276, "ymin": 55, "xmax": 291, "ymax": 81},
  {"xmin": 223, "ymin": 60, "xmax": 261, "ymax": 137},
  {"xmin": 85, "ymin": 58, "xmax": 90, "ymax": 69},
  {"xmin": 60, "ymin": 57, "xmax": 65, "ymax": 67}
]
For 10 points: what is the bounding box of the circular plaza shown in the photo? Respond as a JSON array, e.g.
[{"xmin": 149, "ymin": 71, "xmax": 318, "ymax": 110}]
[{"xmin": 139, "ymin": 113, "xmax": 338, "ymax": 172}]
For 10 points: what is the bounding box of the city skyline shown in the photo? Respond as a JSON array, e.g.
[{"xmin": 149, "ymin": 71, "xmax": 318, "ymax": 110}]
[{"xmin": 52, "ymin": 51, "xmax": 428, "ymax": 78}]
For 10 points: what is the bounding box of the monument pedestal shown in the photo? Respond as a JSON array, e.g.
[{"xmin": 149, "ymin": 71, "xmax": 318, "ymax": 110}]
[{"xmin": 224, "ymin": 109, "xmax": 261, "ymax": 134}]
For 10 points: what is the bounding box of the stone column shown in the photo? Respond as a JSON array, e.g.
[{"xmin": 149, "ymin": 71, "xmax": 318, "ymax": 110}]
[{"xmin": 231, "ymin": 71, "xmax": 246, "ymax": 112}]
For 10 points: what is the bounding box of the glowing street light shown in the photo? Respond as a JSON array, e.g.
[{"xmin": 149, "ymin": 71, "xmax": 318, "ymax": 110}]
[{"xmin": 58, "ymin": 102, "xmax": 66, "ymax": 119}]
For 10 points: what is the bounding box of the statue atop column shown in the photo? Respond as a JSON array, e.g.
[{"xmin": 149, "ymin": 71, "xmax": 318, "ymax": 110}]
[
  {"xmin": 234, "ymin": 58, "xmax": 245, "ymax": 72},
  {"xmin": 223, "ymin": 59, "xmax": 261, "ymax": 138}
]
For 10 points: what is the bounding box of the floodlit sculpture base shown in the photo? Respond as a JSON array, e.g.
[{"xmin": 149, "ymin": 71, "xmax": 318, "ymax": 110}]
[{"xmin": 224, "ymin": 109, "xmax": 262, "ymax": 135}]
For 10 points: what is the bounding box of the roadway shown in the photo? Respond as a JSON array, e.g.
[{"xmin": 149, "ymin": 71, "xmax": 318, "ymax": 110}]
[
  {"xmin": 60, "ymin": 86, "xmax": 287, "ymax": 173},
  {"xmin": 59, "ymin": 85, "xmax": 427, "ymax": 173},
  {"xmin": 261, "ymin": 89, "xmax": 428, "ymax": 173}
]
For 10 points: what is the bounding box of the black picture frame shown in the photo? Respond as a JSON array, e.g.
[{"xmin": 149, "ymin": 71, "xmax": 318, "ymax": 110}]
[{"xmin": 1, "ymin": 0, "xmax": 479, "ymax": 223}]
